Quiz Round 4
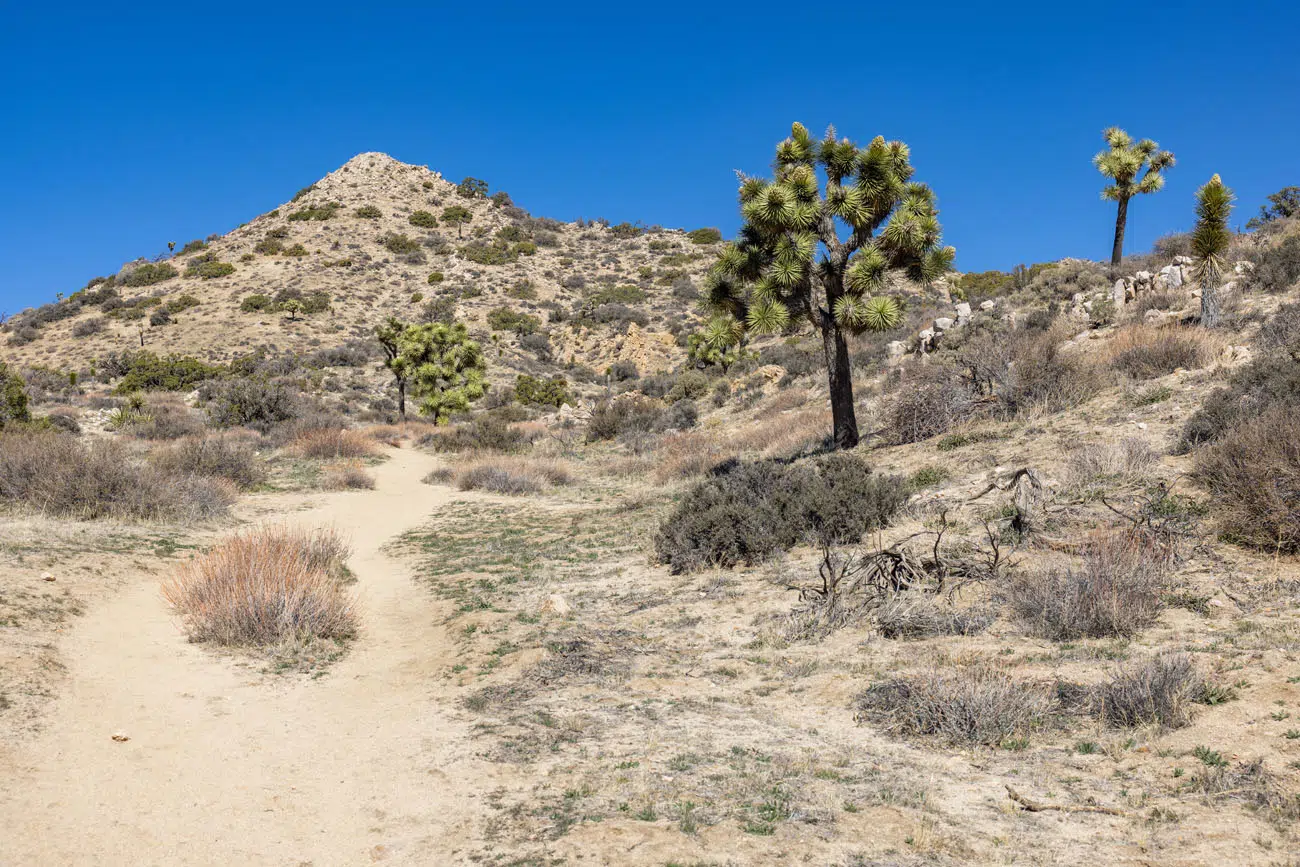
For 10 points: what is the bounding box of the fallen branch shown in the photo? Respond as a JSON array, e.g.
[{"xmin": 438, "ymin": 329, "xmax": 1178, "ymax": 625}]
[{"xmin": 1004, "ymin": 785, "xmax": 1126, "ymax": 816}]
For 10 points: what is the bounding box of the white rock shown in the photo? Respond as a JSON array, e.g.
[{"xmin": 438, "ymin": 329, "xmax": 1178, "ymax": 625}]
[
  {"xmin": 1157, "ymin": 264, "xmax": 1183, "ymax": 289},
  {"xmin": 933, "ymin": 317, "xmax": 955, "ymax": 331},
  {"xmin": 885, "ymin": 340, "xmax": 907, "ymax": 360},
  {"xmin": 979, "ymin": 300, "xmax": 996, "ymax": 311},
  {"xmin": 1112, "ymin": 278, "xmax": 1127, "ymax": 306},
  {"xmin": 1136, "ymin": 422, "xmax": 1148, "ymax": 430},
  {"xmin": 1134, "ymin": 270, "xmax": 1152, "ymax": 284},
  {"xmin": 954, "ymin": 302, "xmax": 972, "ymax": 324},
  {"xmin": 918, "ymin": 328, "xmax": 935, "ymax": 341},
  {"xmin": 1174, "ymin": 255, "xmax": 1194, "ymax": 265}
]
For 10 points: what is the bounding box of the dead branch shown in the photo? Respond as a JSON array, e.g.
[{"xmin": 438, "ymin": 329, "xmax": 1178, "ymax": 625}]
[{"xmin": 1004, "ymin": 785, "xmax": 1126, "ymax": 817}]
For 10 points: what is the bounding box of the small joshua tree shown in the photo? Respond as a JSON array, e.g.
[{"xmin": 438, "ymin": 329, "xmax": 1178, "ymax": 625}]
[
  {"xmin": 279, "ymin": 299, "xmax": 303, "ymax": 321},
  {"xmin": 441, "ymin": 205, "xmax": 472, "ymax": 238},
  {"xmin": 1094, "ymin": 128, "xmax": 1175, "ymax": 266},
  {"xmin": 376, "ymin": 317, "xmax": 486, "ymax": 422},
  {"xmin": 687, "ymin": 316, "xmax": 748, "ymax": 372},
  {"xmin": 1191, "ymin": 174, "xmax": 1234, "ymax": 328},
  {"xmin": 706, "ymin": 123, "xmax": 954, "ymax": 449}
]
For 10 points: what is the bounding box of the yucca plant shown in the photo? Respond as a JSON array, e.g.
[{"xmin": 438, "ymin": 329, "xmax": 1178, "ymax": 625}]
[
  {"xmin": 705, "ymin": 123, "xmax": 954, "ymax": 449},
  {"xmin": 1191, "ymin": 174, "xmax": 1235, "ymax": 328},
  {"xmin": 1094, "ymin": 128, "xmax": 1176, "ymax": 266},
  {"xmin": 688, "ymin": 315, "xmax": 748, "ymax": 372}
]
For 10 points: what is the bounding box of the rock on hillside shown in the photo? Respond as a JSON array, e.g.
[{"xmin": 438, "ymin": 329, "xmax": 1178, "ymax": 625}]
[{"xmin": 1, "ymin": 152, "xmax": 718, "ymax": 392}]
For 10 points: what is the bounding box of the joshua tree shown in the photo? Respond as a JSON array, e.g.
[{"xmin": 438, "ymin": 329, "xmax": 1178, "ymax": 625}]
[
  {"xmin": 376, "ymin": 318, "xmax": 486, "ymax": 422},
  {"xmin": 280, "ymin": 299, "xmax": 303, "ymax": 321},
  {"xmin": 1094, "ymin": 128, "xmax": 1175, "ymax": 266},
  {"xmin": 441, "ymin": 205, "xmax": 472, "ymax": 238},
  {"xmin": 687, "ymin": 316, "xmax": 747, "ymax": 372},
  {"xmin": 1191, "ymin": 174, "xmax": 1235, "ymax": 328},
  {"xmin": 706, "ymin": 122, "xmax": 954, "ymax": 449}
]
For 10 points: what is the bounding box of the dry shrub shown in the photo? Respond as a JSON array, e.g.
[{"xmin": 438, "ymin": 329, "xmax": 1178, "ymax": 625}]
[
  {"xmin": 1106, "ymin": 325, "xmax": 1221, "ymax": 380},
  {"xmin": 421, "ymin": 414, "xmax": 531, "ymax": 453},
  {"xmin": 150, "ymin": 434, "xmax": 266, "ymax": 489},
  {"xmin": 322, "ymin": 460, "xmax": 376, "ymax": 490},
  {"xmin": 886, "ymin": 365, "xmax": 972, "ymax": 444},
  {"xmin": 422, "ymin": 466, "xmax": 454, "ymax": 485},
  {"xmin": 127, "ymin": 400, "xmax": 207, "ymax": 440},
  {"xmin": 289, "ymin": 427, "xmax": 379, "ymax": 459},
  {"xmin": 1064, "ymin": 438, "xmax": 1156, "ymax": 493},
  {"xmin": 653, "ymin": 430, "xmax": 733, "ymax": 482},
  {"xmin": 1000, "ymin": 327, "xmax": 1106, "ymax": 416},
  {"xmin": 1005, "ymin": 532, "xmax": 1167, "ymax": 639},
  {"xmin": 874, "ymin": 593, "xmax": 995, "ymax": 640},
  {"xmin": 1094, "ymin": 653, "xmax": 1202, "ymax": 729},
  {"xmin": 1191, "ymin": 759, "xmax": 1300, "ymax": 828},
  {"xmin": 856, "ymin": 665, "xmax": 1050, "ymax": 746},
  {"xmin": 742, "ymin": 408, "xmax": 831, "ymax": 458},
  {"xmin": 0, "ymin": 430, "xmax": 234, "ymax": 521},
  {"xmin": 162, "ymin": 526, "xmax": 355, "ymax": 647},
  {"xmin": 453, "ymin": 456, "xmax": 574, "ymax": 495},
  {"xmin": 1191, "ymin": 407, "xmax": 1300, "ymax": 553}
]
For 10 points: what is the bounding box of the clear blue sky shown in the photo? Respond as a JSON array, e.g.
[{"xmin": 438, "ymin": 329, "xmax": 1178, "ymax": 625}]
[{"xmin": 2, "ymin": 1, "xmax": 1297, "ymax": 314}]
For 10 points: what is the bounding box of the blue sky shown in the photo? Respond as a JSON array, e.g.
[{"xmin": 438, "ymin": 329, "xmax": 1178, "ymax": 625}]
[{"xmin": 2, "ymin": 1, "xmax": 1297, "ymax": 314}]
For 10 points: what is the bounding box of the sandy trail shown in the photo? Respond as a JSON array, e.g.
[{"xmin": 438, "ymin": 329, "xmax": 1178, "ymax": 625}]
[{"xmin": 0, "ymin": 448, "xmax": 494, "ymax": 866}]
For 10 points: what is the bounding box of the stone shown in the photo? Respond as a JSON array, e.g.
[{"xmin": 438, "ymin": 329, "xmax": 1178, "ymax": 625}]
[
  {"xmin": 933, "ymin": 317, "xmax": 955, "ymax": 332},
  {"xmin": 1156, "ymin": 264, "xmax": 1183, "ymax": 290},
  {"xmin": 885, "ymin": 340, "xmax": 907, "ymax": 361},
  {"xmin": 40, "ymin": 572, "xmax": 55, "ymax": 582},
  {"xmin": 1174, "ymin": 255, "xmax": 1194, "ymax": 265},
  {"xmin": 979, "ymin": 300, "xmax": 996, "ymax": 311},
  {"xmin": 1112, "ymin": 278, "xmax": 1127, "ymax": 306},
  {"xmin": 1143, "ymin": 309, "xmax": 1168, "ymax": 326},
  {"xmin": 1134, "ymin": 270, "xmax": 1152, "ymax": 285},
  {"xmin": 954, "ymin": 302, "xmax": 972, "ymax": 324}
]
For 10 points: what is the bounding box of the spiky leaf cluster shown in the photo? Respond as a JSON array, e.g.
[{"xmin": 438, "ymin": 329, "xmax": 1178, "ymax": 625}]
[
  {"xmin": 706, "ymin": 123, "xmax": 953, "ymax": 337},
  {"xmin": 687, "ymin": 315, "xmax": 750, "ymax": 369},
  {"xmin": 1191, "ymin": 174, "xmax": 1235, "ymax": 283},
  {"xmin": 1094, "ymin": 127, "xmax": 1176, "ymax": 202},
  {"xmin": 394, "ymin": 321, "xmax": 487, "ymax": 422}
]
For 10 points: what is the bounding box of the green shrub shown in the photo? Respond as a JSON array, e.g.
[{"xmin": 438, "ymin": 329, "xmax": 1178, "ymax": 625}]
[
  {"xmin": 586, "ymin": 284, "xmax": 646, "ymax": 306},
  {"xmin": 654, "ymin": 455, "xmax": 908, "ymax": 573},
  {"xmin": 409, "ymin": 210, "xmax": 438, "ymax": 228},
  {"xmin": 380, "ymin": 233, "xmax": 421, "ymax": 255},
  {"xmin": 179, "ymin": 239, "xmax": 208, "ymax": 255},
  {"xmin": 122, "ymin": 262, "xmax": 179, "ymax": 287},
  {"xmin": 253, "ymin": 236, "xmax": 283, "ymax": 255},
  {"xmin": 456, "ymin": 177, "xmax": 488, "ymax": 199},
  {"xmin": 291, "ymin": 185, "xmax": 315, "ymax": 202},
  {"xmin": 513, "ymin": 241, "xmax": 537, "ymax": 257},
  {"xmin": 514, "ymin": 374, "xmax": 571, "ymax": 407},
  {"xmin": 0, "ymin": 363, "xmax": 30, "ymax": 429},
  {"xmin": 187, "ymin": 260, "xmax": 235, "ymax": 279},
  {"xmin": 205, "ymin": 378, "xmax": 299, "ymax": 431},
  {"xmin": 112, "ymin": 352, "xmax": 224, "ymax": 393},
  {"xmin": 505, "ymin": 281, "xmax": 536, "ymax": 300},
  {"xmin": 287, "ymin": 201, "xmax": 342, "ymax": 221},
  {"xmin": 282, "ymin": 243, "xmax": 308, "ymax": 257},
  {"xmin": 458, "ymin": 240, "xmax": 518, "ymax": 265},
  {"xmin": 166, "ymin": 294, "xmax": 201, "ymax": 314},
  {"xmin": 240, "ymin": 294, "xmax": 273, "ymax": 313},
  {"xmin": 486, "ymin": 307, "xmax": 540, "ymax": 335},
  {"xmin": 355, "ymin": 205, "xmax": 382, "ymax": 219},
  {"xmin": 427, "ymin": 271, "xmax": 445, "ymax": 284},
  {"xmin": 497, "ymin": 225, "xmax": 526, "ymax": 242},
  {"xmin": 609, "ymin": 222, "xmax": 643, "ymax": 239},
  {"xmin": 687, "ymin": 227, "xmax": 723, "ymax": 245}
]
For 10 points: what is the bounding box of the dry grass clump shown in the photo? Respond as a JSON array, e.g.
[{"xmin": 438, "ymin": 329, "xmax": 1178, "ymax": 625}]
[
  {"xmin": 0, "ymin": 430, "xmax": 234, "ymax": 521},
  {"xmin": 451, "ymin": 456, "xmax": 575, "ymax": 495},
  {"xmin": 1094, "ymin": 653, "xmax": 1203, "ymax": 728},
  {"xmin": 1191, "ymin": 759, "xmax": 1300, "ymax": 828},
  {"xmin": 288, "ymin": 427, "xmax": 379, "ymax": 459},
  {"xmin": 322, "ymin": 460, "xmax": 376, "ymax": 490},
  {"xmin": 874, "ymin": 593, "xmax": 995, "ymax": 640},
  {"xmin": 149, "ymin": 434, "xmax": 267, "ymax": 489},
  {"xmin": 1005, "ymin": 533, "xmax": 1167, "ymax": 640},
  {"xmin": 1106, "ymin": 325, "xmax": 1222, "ymax": 379},
  {"xmin": 161, "ymin": 526, "xmax": 355, "ymax": 647},
  {"xmin": 126, "ymin": 399, "xmax": 207, "ymax": 440},
  {"xmin": 1191, "ymin": 407, "xmax": 1300, "ymax": 554},
  {"xmin": 1064, "ymin": 437, "xmax": 1156, "ymax": 494},
  {"xmin": 856, "ymin": 665, "xmax": 1050, "ymax": 746}
]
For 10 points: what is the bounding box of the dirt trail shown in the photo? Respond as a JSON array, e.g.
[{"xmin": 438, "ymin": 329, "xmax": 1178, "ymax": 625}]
[{"xmin": 0, "ymin": 448, "xmax": 496, "ymax": 866}]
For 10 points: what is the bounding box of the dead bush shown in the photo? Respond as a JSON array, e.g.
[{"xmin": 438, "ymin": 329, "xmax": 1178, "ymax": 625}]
[
  {"xmin": 999, "ymin": 328, "xmax": 1105, "ymax": 415},
  {"xmin": 1191, "ymin": 759, "xmax": 1300, "ymax": 828},
  {"xmin": 149, "ymin": 434, "xmax": 266, "ymax": 489},
  {"xmin": 162, "ymin": 526, "xmax": 354, "ymax": 647},
  {"xmin": 322, "ymin": 460, "xmax": 376, "ymax": 490},
  {"xmin": 1005, "ymin": 533, "xmax": 1167, "ymax": 639},
  {"xmin": 288, "ymin": 428, "xmax": 379, "ymax": 459},
  {"xmin": 886, "ymin": 365, "xmax": 972, "ymax": 444},
  {"xmin": 1106, "ymin": 325, "xmax": 1221, "ymax": 380},
  {"xmin": 126, "ymin": 400, "xmax": 207, "ymax": 440},
  {"xmin": 1064, "ymin": 438, "xmax": 1156, "ymax": 494},
  {"xmin": 856, "ymin": 666, "xmax": 1050, "ymax": 746},
  {"xmin": 1094, "ymin": 653, "xmax": 1203, "ymax": 728},
  {"xmin": 0, "ymin": 430, "xmax": 234, "ymax": 521},
  {"xmin": 1191, "ymin": 407, "xmax": 1300, "ymax": 553}
]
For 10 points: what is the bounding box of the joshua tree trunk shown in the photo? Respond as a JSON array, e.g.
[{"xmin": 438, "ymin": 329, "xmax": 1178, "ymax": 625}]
[
  {"xmin": 820, "ymin": 319, "xmax": 859, "ymax": 450},
  {"xmin": 397, "ymin": 379, "xmax": 407, "ymax": 418},
  {"xmin": 1201, "ymin": 275, "xmax": 1221, "ymax": 328},
  {"xmin": 1110, "ymin": 196, "xmax": 1129, "ymax": 266}
]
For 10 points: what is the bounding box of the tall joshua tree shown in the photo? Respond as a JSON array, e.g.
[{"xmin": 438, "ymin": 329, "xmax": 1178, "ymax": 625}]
[
  {"xmin": 1094, "ymin": 128, "xmax": 1176, "ymax": 266},
  {"xmin": 706, "ymin": 123, "xmax": 954, "ymax": 449},
  {"xmin": 1191, "ymin": 174, "xmax": 1234, "ymax": 328}
]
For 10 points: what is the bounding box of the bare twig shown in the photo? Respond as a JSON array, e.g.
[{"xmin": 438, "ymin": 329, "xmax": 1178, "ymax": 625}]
[{"xmin": 1005, "ymin": 785, "xmax": 1126, "ymax": 817}]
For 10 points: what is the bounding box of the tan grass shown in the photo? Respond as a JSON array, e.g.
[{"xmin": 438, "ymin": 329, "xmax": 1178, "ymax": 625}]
[
  {"xmin": 161, "ymin": 525, "xmax": 355, "ymax": 646},
  {"xmin": 321, "ymin": 460, "xmax": 376, "ymax": 490},
  {"xmin": 1104, "ymin": 324, "xmax": 1223, "ymax": 379},
  {"xmin": 288, "ymin": 428, "xmax": 379, "ymax": 459},
  {"xmin": 449, "ymin": 454, "xmax": 575, "ymax": 494}
]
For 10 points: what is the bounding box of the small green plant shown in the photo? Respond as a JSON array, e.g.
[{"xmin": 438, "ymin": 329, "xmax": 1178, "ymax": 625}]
[
  {"xmin": 515, "ymin": 374, "xmax": 572, "ymax": 407},
  {"xmin": 282, "ymin": 243, "xmax": 308, "ymax": 257},
  {"xmin": 427, "ymin": 271, "xmax": 444, "ymax": 284},
  {"xmin": 354, "ymin": 204, "xmax": 382, "ymax": 219},
  {"xmin": 486, "ymin": 307, "xmax": 540, "ymax": 335},
  {"xmin": 1074, "ymin": 740, "xmax": 1100, "ymax": 755},
  {"xmin": 240, "ymin": 294, "xmax": 272, "ymax": 313},
  {"xmin": 287, "ymin": 201, "xmax": 342, "ymax": 221},
  {"xmin": 409, "ymin": 210, "xmax": 438, "ymax": 228},
  {"xmin": 687, "ymin": 227, "xmax": 723, "ymax": 245},
  {"xmin": 380, "ymin": 233, "xmax": 421, "ymax": 255},
  {"xmin": 1193, "ymin": 745, "xmax": 1227, "ymax": 768}
]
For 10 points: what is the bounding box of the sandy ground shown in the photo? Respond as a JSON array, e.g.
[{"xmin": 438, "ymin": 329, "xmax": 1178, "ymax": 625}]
[{"xmin": 0, "ymin": 448, "xmax": 499, "ymax": 866}]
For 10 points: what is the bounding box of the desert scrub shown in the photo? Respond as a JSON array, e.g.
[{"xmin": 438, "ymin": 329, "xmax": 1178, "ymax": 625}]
[
  {"xmin": 1094, "ymin": 653, "xmax": 1204, "ymax": 729},
  {"xmin": 287, "ymin": 428, "xmax": 380, "ymax": 460},
  {"xmin": 148, "ymin": 434, "xmax": 267, "ymax": 490},
  {"xmin": 162, "ymin": 526, "xmax": 355, "ymax": 649},
  {"xmin": 856, "ymin": 665, "xmax": 1050, "ymax": 746},
  {"xmin": 121, "ymin": 262, "xmax": 178, "ymax": 287},
  {"xmin": 1106, "ymin": 325, "xmax": 1221, "ymax": 379},
  {"xmin": 322, "ymin": 460, "xmax": 376, "ymax": 490},
  {"xmin": 654, "ymin": 453, "xmax": 907, "ymax": 573},
  {"xmin": 0, "ymin": 430, "xmax": 234, "ymax": 521},
  {"xmin": 444, "ymin": 456, "xmax": 574, "ymax": 495}
]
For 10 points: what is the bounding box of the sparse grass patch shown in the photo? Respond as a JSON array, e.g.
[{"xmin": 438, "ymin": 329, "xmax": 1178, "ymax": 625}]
[
  {"xmin": 451, "ymin": 456, "xmax": 574, "ymax": 495},
  {"xmin": 287, "ymin": 428, "xmax": 379, "ymax": 460},
  {"xmin": 321, "ymin": 460, "xmax": 375, "ymax": 490},
  {"xmin": 1106, "ymin": 325, "xmax": 1221, "ymax": 379}
]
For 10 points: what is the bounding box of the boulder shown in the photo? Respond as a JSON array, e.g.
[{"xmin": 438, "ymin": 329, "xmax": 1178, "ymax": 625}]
[
  {"xmin": 1134, "ymin": 270, "xmax": 1152, "ymax": 286},
  {"xmin": 885, "ymin": 341, "xmax": 907, "ymax": 364},
  {"xmin": 1111, "ymin": 278, "xmax": 1127, "ymax": 307},
  {"xmin": 1156, "ymin": 264, "xmax": 1183, "ymax": 290},
  {"xmin": 933, "ymin": 317, "xmax": 955, "ymax": 332},
  {"xmin": 1174, "ymin": 255, "xmax": 1194, "ymax": 265},
  {"xmin": 954, "ymin": 302, "xmax": 972, "ymax": 324},
  {"xmin": 979, "ymin": 300, "xmax": 996, "ymax": 311}
]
